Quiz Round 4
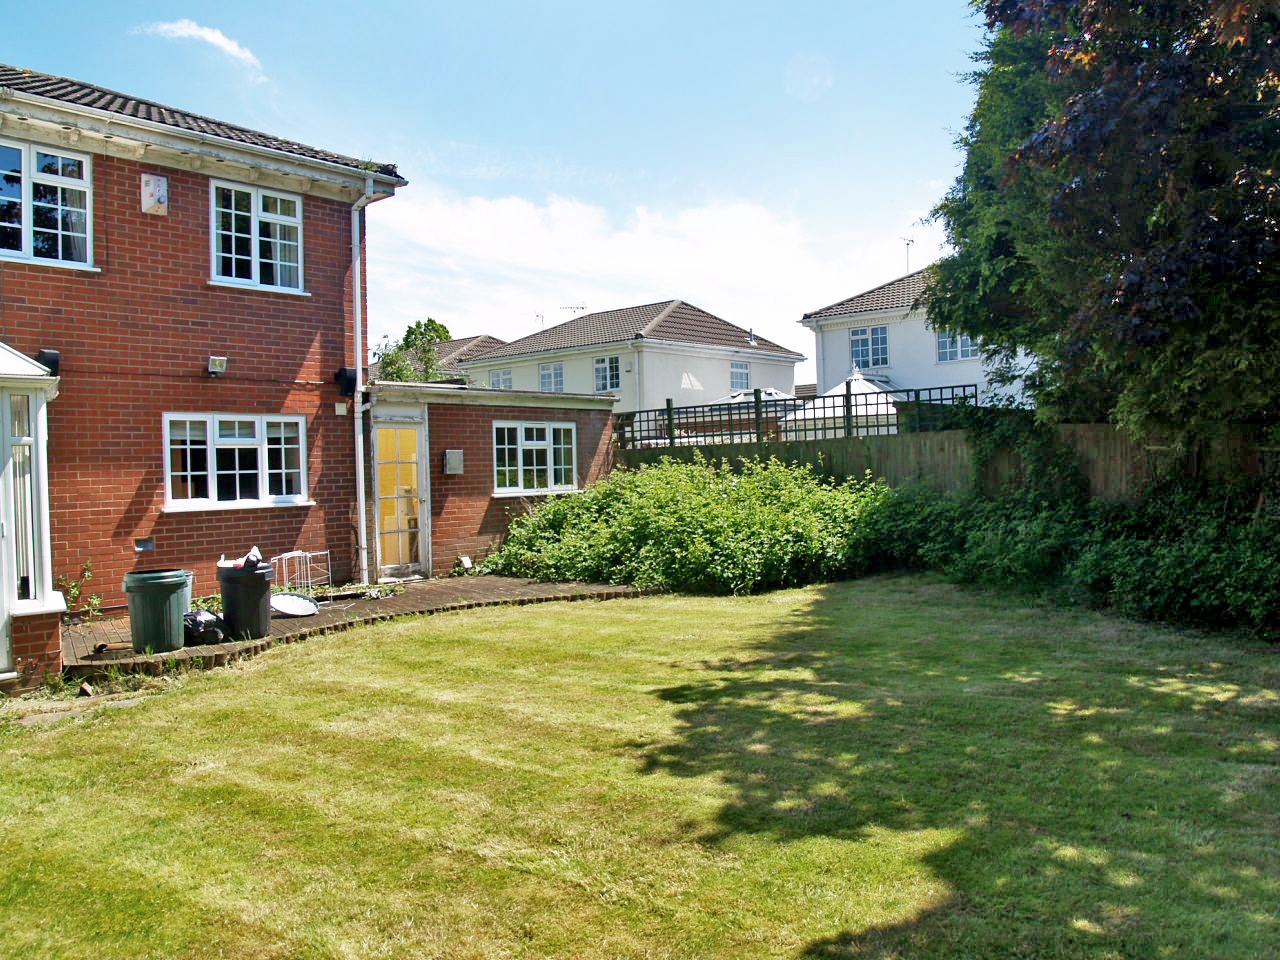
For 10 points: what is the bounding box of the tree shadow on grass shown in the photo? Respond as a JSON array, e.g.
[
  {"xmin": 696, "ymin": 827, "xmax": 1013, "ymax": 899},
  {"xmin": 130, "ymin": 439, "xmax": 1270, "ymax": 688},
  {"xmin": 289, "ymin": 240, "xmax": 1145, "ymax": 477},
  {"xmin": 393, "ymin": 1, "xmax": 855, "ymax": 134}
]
[{"xmin": 634, "ymin": 576, "xmax": 1280, "ymax": 958}]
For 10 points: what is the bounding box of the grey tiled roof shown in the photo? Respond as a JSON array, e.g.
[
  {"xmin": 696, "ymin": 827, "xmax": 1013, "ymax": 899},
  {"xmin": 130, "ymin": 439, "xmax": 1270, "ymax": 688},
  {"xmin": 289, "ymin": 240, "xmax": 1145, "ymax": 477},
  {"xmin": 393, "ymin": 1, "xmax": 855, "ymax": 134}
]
[
  {"xmin": 803, "ymin": 269, "xmax": 930, "ymax": 321},
  {"xmin": 471, "ymin": 300, "xmax": 802, "ymax": 361},
  {"xmin": 369, "ymin": 336, "xmax": 506, "ymax": 382},
  {"xmin": 436, "ymin": 335, "xmax": 507, "ymax": 371},
  {"xmin": 0, "ymin": 63, "xmax": 400, "ymax": 179}
]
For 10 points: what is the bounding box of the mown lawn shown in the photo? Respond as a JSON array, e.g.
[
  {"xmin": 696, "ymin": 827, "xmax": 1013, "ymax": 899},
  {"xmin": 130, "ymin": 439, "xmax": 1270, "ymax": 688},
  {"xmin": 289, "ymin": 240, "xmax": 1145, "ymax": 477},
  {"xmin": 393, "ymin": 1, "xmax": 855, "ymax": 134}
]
[{"xmin": 1, "ymin": 575, "xmax": 1277, "ymax": 959}]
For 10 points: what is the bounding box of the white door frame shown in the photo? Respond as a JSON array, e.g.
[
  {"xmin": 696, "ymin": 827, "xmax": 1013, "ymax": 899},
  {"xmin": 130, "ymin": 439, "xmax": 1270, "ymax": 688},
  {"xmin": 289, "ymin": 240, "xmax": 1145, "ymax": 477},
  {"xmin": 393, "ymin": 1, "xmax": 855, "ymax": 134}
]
[{"xmin": 371, "ymin": 415, "xmax": 429, "ymax": 579}]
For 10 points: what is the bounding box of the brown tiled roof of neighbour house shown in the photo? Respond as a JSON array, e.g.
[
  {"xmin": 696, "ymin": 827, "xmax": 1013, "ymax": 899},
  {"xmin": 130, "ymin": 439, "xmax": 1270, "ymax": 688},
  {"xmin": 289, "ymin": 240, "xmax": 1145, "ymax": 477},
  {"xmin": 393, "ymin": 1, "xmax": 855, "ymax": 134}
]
[
  {"xmin": 369, "ymin": 336, "xmax": 507, "ymax": 382},
  {"xmin": 472, "ymin": 300, "xmax": 804, "ymax": 361},
  {"xmin": 436, "ymin": 335, "xmax": 508, "ymax": 372},
  {"xmin": 0, "ymin": 63, "xmax": 401, "ymax": 179},
  {"xmin": 803, "ymin": 269, "xmax": 931, "ymax": 321},
  {"xmin": 794, "ymin": 383, "xmax": 818, "ymax": 399}
]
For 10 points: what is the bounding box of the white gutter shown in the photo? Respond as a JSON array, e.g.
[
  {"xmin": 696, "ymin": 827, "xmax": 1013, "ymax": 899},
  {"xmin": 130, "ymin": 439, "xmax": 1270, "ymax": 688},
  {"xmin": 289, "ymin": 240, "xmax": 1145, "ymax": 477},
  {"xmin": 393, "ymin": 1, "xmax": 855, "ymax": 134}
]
[
  {"xmin": 352, "ymin": 177, "xmax": 380, "ymax": 585},
  {"xmin": 0, "ymin": 88, "xmax": 406, "ymax": 195}
]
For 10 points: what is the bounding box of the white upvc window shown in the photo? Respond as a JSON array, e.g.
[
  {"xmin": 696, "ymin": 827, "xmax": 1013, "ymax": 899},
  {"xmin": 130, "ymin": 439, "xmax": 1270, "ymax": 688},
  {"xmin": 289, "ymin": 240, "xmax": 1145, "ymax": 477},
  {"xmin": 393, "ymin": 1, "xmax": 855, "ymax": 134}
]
[
  {"xmin": 730, "ymin": 361, "xmax": 750, "ymax": 391},
  {"xmin": 163, "ymin": 413, "xmax": 308, "ymax": 510},
  {"xmin": 594, "ymin": 356, "xmax": 620, "ymax": 392},
  {"xmin": 851, "ymin": 326, "xmax": 889, "ymax": 368},
  {"xmin": 489, "ymin": 369, "xmax": 513, "ymax": 389},
  {"xmin": 0, "ymin": 139, "xmax": 92, "ymax": 266},
  {"xmin": 210, "ymin": 181, "xmax": 303, "ymax": 290},
  {"xmin": 539, "ymin": 362, "xmax": 564, "ymax": 393},
  {"xmin": 493, "ymin": 421, "xmax": 576, "ymax": 494},
  {"xmin": 936, "ymin": 330, "xmax": 979, "ymax": 362}
]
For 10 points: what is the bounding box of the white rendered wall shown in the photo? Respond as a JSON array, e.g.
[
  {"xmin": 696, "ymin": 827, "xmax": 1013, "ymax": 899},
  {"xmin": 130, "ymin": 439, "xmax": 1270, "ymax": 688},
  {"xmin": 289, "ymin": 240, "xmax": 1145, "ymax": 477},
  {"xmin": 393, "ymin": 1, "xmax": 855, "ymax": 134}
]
[
  {"xmin": 814, "ymin": 309, "xmax": 989, "ymax": 396},
  {"xmin": 466, "ymin": 344, "xmax": 799, "ymax": 413},
  {"xmin": 635, "ymin": 343, "xmax": 796, "ymax": 411}
]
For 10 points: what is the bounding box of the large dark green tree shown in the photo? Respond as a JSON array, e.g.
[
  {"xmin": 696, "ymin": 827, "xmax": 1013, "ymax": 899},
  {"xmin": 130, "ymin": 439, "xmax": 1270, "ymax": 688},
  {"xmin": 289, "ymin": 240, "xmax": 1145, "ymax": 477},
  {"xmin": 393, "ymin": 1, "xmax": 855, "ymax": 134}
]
[
  {"xmin": 372, "ymin": 318, "xmax": 452, "ymax": 382},
  {"xmin": 927, "ymin": 1, "xmax": 1280, "ymax": 438}
]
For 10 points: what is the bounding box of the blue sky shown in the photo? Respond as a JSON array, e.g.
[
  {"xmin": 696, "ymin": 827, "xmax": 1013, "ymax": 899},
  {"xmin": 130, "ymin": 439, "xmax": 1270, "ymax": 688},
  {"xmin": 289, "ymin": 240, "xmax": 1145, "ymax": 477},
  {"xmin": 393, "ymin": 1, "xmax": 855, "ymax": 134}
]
[{"xmin": 3, "ymin": 2, "xmax": 987, "ymax": 380}]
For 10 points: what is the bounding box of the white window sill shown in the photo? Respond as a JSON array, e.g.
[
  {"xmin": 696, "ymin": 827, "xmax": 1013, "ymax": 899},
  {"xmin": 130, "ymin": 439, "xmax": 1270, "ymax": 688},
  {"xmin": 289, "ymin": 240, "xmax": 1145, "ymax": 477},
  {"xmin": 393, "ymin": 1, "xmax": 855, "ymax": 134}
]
[
  {"xmin": 491, "ymin": 488, "xmax": 581, "ymax": 499},
  {"xmin": 162, "ymin": 499, "xmax": 316, "ymax": 514},
  {"xmin": 207, "ymin": 280, "xmax": 311, "ymax": 297},
  {"xmin": 13, "ymin": 592, "xmax": 67, "ymax": 617},
  {"xmin": 0, "ymin": 254, "xmax": 101, "ymax": 273}
]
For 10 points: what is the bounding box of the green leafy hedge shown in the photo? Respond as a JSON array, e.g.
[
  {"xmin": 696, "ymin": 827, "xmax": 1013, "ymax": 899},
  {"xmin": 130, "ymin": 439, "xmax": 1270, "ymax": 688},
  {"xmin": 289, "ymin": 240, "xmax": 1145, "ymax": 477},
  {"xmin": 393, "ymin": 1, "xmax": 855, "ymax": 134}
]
[{"xmin": 484, "ymin": 457, "xmax": 1280, "ymax": 636}]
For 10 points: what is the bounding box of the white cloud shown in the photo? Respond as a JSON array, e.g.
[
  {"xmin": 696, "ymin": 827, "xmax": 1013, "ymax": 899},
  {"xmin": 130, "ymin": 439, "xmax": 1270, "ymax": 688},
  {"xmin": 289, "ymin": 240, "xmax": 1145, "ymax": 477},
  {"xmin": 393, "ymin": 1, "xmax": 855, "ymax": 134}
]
[
  {"xmin": 366, "ymin": 184, "xmax": 948, "ymax": 385},
  {"xmin": 783, "ymin": 53, "xmax": 834, "ymax": 102},
  {"xmin": 136, "ymin": 19, "xmax": 266, "ymax": 82}
]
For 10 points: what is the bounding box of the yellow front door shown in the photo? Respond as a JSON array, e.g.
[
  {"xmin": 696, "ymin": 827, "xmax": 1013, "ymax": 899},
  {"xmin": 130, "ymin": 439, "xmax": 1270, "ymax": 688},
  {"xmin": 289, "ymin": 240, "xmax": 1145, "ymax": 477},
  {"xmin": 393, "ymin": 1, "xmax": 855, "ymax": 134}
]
[{"xmin": 375, "ymin": 426, "xmax": 423, "ymax": 575}]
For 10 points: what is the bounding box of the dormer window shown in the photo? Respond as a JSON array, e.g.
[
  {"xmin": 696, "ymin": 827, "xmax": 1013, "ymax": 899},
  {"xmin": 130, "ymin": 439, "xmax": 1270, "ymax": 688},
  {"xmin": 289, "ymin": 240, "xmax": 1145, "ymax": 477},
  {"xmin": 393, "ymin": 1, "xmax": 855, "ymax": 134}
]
[
  {"xmin": 0, "ymin": 139, "xmax": 92, "ymax": 266},
  {"xmin": 210, "ymin": 181, "xmax": 303, "ymax": 291}
]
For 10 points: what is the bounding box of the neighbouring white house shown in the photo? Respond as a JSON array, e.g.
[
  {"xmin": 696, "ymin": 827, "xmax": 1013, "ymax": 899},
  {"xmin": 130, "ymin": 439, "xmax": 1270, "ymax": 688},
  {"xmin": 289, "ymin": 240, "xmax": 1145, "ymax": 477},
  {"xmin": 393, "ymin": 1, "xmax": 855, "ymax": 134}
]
[
  {"xmin": 459, "ymin": 300, "xmax": 805, "ymax": 414},
  {"xmin": 799, "ymin": 269, "xmax": 1018, "ymax": 399}
]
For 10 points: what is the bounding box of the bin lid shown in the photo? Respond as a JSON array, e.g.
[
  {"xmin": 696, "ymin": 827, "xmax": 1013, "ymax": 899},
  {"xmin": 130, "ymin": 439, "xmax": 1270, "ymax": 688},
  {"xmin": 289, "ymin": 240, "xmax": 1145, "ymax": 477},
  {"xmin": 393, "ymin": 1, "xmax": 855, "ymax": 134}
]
[
  {"xmin": 270, "ymin": 592, "xmax": 319, "ymax": 617},
  {"xmin": 217, "ymin": 563, "xmax": 275, "ymax": 582}
]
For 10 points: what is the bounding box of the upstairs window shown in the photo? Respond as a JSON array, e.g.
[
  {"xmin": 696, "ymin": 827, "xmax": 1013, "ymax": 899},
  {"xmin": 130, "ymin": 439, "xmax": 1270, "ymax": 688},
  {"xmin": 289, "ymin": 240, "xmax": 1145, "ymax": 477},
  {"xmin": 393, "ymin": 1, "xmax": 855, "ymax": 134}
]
[
  {"xmin": 489, "ymin": 369, "xmax": 513, "ymax": 389},
  {"xmin": 0, "ymin": 139, "xmax": 92, "ymax": 266},
  {"xmin": 594, "ymin": 356, "xmax": 620, "ymax": 392},
  {"xmin": 936, "ymin": 330, "xmax": 979, "ymax": 362},
  {"xmin": 211, "ymin": 181, "xmax": 303, "ymax": 290},
  {"xmin": 730, "ymin": 361, "xmax": 750, "ymax": 391},
  {"xmin": 164, "ymin": 413, "xmax": 307, "ymax": 510},
  {"xmin": 850, "ymin": 326, "xmax": 889, "ymax": 368},
  {"xmin": 539, "ymin": 362, "xmax": 564, "ymax": 393},
  {"xmin": 494, "ymin": 421, "xmax": 577, "ymax": 494}
]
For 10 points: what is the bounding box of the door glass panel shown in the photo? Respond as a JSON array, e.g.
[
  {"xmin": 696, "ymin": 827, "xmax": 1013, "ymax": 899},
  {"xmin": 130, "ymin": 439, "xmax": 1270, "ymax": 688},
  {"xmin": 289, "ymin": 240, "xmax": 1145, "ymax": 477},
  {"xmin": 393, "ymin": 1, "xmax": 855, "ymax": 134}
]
[
  {"xmin": 8, "ymin": 395, "xmax": 36, "ymax": 601},
  {"xmin": 375, "ymin": 427, "xmax": 421, "ymax": 571}
]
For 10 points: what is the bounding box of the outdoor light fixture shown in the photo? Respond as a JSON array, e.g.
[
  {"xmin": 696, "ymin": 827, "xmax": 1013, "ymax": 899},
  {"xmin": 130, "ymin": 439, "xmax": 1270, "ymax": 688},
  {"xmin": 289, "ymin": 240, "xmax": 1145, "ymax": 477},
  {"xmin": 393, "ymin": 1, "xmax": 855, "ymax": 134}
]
[
  {"xmin": 34, "ymin": 349, "xmax": 60, "ymax": 376},
  {"xmin": 208, "ymin": 356, "xmax": 228, "ymax": 377},
  {"xmin": 334, "ymin": 367, "xmax": 357, "ymax": 397}
]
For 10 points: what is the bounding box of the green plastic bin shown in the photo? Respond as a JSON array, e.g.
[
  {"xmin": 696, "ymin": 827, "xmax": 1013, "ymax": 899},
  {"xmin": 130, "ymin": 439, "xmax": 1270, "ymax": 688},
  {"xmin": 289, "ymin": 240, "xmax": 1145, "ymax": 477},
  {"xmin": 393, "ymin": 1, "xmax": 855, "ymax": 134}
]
[{"xmin": 123, "ymin": 569, "xmax": 193, "ymax": 654}]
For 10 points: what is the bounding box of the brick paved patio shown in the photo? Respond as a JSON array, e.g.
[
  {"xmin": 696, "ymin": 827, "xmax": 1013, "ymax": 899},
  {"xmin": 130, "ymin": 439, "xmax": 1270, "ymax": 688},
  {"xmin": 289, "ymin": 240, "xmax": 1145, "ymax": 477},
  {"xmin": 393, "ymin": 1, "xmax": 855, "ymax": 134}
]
[{"xmin": 62, "ymin": 576, "xmax": 640, "ymax": 680}]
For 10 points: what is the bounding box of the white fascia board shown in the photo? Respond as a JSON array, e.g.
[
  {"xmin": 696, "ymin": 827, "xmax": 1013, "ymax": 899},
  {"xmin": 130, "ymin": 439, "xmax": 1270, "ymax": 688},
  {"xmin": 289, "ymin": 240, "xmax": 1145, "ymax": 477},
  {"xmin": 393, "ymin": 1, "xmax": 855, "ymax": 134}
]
[
  {"xmin": 636, "ymin": 338, "xmax": 806, "ymax": 364},
  {"xmin": 807, "ymin": 305, "xmax": 925, "ymax": 331},
  {"xmin": 368, "ymin": 381, "xmax": 617, "ymax": 409},
  {"xmin": 0, "ymin": 91, "xmax": 404, "ymax": 199},
  {"xmin": 458, "ymin": 341, "xmax": 632, "ymax": 371}
]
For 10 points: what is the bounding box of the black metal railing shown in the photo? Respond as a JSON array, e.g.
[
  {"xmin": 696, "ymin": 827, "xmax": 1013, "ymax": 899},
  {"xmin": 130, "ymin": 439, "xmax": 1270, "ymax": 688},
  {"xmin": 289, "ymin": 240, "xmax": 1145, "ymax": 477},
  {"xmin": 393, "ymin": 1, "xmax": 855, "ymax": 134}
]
[{"xmin": 615, "ymin": 384, "xmax": 979, "ymax": 449}]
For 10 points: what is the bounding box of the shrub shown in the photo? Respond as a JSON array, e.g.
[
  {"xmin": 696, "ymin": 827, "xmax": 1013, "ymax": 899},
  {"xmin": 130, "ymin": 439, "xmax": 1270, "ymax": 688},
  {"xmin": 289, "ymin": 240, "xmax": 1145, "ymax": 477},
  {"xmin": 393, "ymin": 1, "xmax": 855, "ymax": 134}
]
[
  {"xmin": 485, "ymin": 456, "xmax": 887, "ymax": 594},
  {"xmin": 486, "ymin": 456, "xmax": 1280, "ymax": 636}
]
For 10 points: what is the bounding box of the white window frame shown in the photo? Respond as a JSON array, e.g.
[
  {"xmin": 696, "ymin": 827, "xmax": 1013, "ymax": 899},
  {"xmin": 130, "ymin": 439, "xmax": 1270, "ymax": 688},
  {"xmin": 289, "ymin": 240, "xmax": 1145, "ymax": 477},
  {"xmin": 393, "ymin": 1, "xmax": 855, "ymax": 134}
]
[
  {"xmin": 936, "ymin": 330, "xmax": 980, "ymax": 362},
  {"xmin": 539, "ymin": 362, "xmax": 564, "ymax": 393},
  {"xmin": 0, "ymin": 138, "xmax": 93, "ymax": 267},
  {"xmin": 594, "ymin": 356, "xmax": 621, "ymax": 393},
  {"xmin": 489, "ymin": 369, "xmax": 513, "ymax": 389},
  {"xmin": 1, "ymin": 388, "xmax": 56, "ymax": 617},
  {"xmin": 209, "ymin": 180, "xmax": 304, "ymax": 292},
  {"xmin": 162, "ymin": 413, "xmax": 309, "ymax": 511},
  {"xmin": 850, "ymin": 326, "xmax": 889, "ymax": 368},
  {"xmin": 493, "ymin": 421, "xmax": 577, "ymax": 495},
  {"xmin": 730, "ymin": 361, "xmax": 750, "ymax": 391}
]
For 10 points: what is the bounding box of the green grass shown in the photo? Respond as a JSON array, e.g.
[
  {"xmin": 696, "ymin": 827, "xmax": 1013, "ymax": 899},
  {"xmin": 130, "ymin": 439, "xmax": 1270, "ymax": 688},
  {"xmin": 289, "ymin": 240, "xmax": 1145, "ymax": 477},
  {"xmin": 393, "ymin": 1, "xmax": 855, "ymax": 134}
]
[{"xmin": 1, "ymin": 575, "xmax": 1277, "ymax": 958}]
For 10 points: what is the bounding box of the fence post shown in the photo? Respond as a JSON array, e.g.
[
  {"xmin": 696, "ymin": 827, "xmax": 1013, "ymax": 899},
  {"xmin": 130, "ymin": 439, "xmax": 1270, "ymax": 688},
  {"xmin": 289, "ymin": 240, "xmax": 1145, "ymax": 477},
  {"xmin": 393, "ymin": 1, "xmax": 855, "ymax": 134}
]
[
  {"xmin": 844, "ymin": 380, "xmax": 853, "ymax": 438},
  {"xmin": 754, "ymin": 388, "xmax": 764, "ymax": 443},
  {"xmin": 665, "ymin": 398, "xmax": 676, "ymax": 447}
]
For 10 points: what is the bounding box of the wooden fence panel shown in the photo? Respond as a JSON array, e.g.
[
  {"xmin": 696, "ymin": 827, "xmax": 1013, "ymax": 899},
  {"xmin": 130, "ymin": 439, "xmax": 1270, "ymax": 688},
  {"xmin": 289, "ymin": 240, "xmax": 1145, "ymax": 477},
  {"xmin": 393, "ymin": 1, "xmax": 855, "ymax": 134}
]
[{"xmin": 616, "ymin": 425, "xmax": 1262, "ymax": 501}]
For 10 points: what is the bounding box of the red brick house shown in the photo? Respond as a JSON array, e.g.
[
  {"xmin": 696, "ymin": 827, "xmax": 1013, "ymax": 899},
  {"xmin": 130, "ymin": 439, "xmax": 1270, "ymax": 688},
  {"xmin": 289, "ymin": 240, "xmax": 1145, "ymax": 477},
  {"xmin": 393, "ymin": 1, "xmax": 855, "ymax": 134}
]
[{"xmin": 0, "ymin": 64, "xmax": 406, "ymax": 691}]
